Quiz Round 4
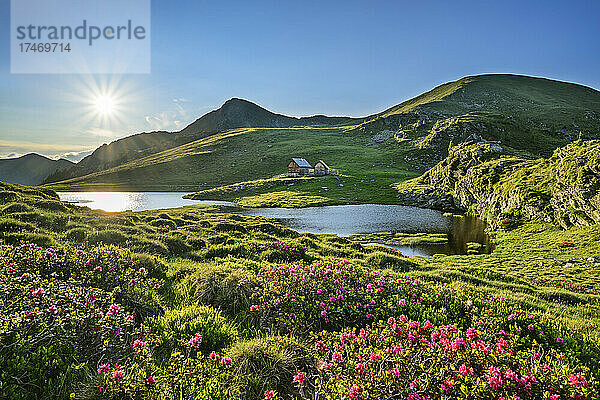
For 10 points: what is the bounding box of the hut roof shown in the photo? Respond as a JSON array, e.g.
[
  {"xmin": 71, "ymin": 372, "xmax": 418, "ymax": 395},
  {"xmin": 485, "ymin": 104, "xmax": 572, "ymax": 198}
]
[
  {"xmin": 315, "ymin": 160, "xmax": 329, "ymax": 169},
  {"xmin": 291, "ymin": 158, "xmax": 312, "ymax": 168}
]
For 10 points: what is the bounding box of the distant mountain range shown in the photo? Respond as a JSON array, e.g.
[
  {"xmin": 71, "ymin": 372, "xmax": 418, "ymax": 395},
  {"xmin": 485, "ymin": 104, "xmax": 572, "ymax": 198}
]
[
  {"xmin": 0, "ymin": 154, "xmax": 74, "ymax": 186},
  {"xmin": 2, "ymin": 74, "xmax": 599, "ymax": 188}
]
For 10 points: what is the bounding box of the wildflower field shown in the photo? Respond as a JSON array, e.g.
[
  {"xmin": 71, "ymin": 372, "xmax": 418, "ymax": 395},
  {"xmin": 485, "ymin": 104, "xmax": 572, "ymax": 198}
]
[{"xmin": 0, "ymin": 181, "xmax": 599, "ymax": 399}]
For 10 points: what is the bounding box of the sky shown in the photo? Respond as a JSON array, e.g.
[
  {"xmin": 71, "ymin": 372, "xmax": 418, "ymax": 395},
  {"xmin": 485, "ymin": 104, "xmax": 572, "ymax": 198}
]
[{"xmin": 0, "ymin": 0, "xmax": 599, "ymax": 160}]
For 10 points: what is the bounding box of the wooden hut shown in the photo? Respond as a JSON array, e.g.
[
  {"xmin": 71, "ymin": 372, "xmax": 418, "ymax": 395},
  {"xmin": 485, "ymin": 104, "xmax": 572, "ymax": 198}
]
[
  {"xmin": 288, "ymin": 158, "xmax": 312, "ymax": 175},
  {"xmin": 314, "ymin": 160, "xmax": 330, "ymax": 175}
]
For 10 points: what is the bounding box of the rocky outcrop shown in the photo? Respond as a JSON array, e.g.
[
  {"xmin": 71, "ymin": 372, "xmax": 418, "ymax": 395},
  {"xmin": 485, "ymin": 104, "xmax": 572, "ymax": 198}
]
[{"xmin": 396, "ymin": 140, "xmax": 600, "ymax": 229}]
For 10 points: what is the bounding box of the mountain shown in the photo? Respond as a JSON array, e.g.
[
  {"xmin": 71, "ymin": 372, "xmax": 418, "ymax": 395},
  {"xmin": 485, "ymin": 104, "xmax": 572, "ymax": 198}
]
[
  {"xmin": 355, "ymin": 74, "xmax": 600, "ymax": 158},
  {"xmin": 44, "ymin": 74, "xmax": 600, "ymax": 191},
  {"xmin": 0, "ymin": 153, "xmax": 74, "ymax": 186},
  {"xmin": 45, "ymin": 98, "xmax": 358, "ymax": 184},
  {"xmin": 181, "ymin": 98, "xmax": 356, "ymax": 135}
]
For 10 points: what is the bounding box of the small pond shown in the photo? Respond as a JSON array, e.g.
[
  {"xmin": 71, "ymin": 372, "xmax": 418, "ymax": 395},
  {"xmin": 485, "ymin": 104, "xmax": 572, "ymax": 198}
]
[{"xmin": 57, "ymin": 193, "xmax": 491, "ymax": 257}]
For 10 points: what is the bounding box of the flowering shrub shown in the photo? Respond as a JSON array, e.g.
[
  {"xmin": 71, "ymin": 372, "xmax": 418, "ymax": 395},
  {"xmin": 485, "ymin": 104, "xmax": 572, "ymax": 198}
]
[
  {"xmin": 146, "ymin": 304, "xmax": 239, "ymax": 364},
  {"xmin": 249, "ymin": 259, "xmax": 600, "ymax": 371},
  {"xmin": 249, "ymin": 241, "xmax": 308, "ymax": 262},
  {"xmin": 0, "ymin": 248, "xmax": 146, "ymax": 398},
  {"xmin": 0, "ymin": 244, "xmax": 162, "ymax": 398},
  {"xmin": 299, "ymin": 318, "xmax": 598, "ymax": 399}
]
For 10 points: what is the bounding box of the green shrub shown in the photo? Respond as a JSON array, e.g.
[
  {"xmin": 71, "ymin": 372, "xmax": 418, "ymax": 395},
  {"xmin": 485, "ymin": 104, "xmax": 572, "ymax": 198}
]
[
  {"xmin": 0, "ymin": 190, "xmax": 19, "ymax": 203},
  {"xmin": 147, "ymin": 305, "xmax": 239, "ymax": 365},
  {"xmin": 365, "ymin": 251, "xmax": 415, "ymax": 272},
  {"xmin": 226, "ymin": 335, "xmax": 314, "ymax": 399},
  {"xmin": 131, "ymin": 238, "xmax": 170, "ymax": 256},
  {"xmin": 177, "ymin": 264, "xmax": 259, "ymax": 315},
  {"xmin": 164, "ymin": 236, "xmax": 190, "ymax": 255},
  {"xmin": 204, "ymin": 243, "xmax": 249, "ymax": 259},
  {"xmin": 213, "ymin": 222, "xmax": 247, "ymax": 233},
  {"xmin": 65, "ymin": 227, "xmax": 88, "ymax": 241},
  {"xmin": 88, "ymin": 229, "xmax": 128, "ymax": 245},
  {"xmin": 150, "ymin": 218, "xmax": 177, "ymax": 230},
  {"xmin": 1, "ymin": 232, "xmax": 56, "ymax": 247},
  {"xmin": 0, "ymin": 217, "xmax": 36, "ymax": 233},
  {"xmin": 32, "ymin": 199, "xmax": 70, "ymax": 213},
  {"xmin": 1, "ymin": 202, "xmax": 33, "ymax": 214},
  {"xmin": 187, "ymin": 237, "xmax": 207, "ymax": 250}
]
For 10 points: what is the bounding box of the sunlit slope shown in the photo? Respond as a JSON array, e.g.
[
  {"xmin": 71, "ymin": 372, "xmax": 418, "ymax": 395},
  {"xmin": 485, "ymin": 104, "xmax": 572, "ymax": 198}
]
[
  {"xmin": 46, "ymin": 74, "xmax": 600, "ymax": 191},
  {"xmin": 45, "ymin": 126, "xmax": 421, "ymax": 191},
  {"xmin": 356, "ymin": 74, "xmax": 600, "ymax": 157}
]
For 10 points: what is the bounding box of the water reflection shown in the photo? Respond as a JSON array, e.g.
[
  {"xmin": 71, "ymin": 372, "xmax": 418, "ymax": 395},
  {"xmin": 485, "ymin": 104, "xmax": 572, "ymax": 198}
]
[
  {"xmin": 55, "ymin": 193, "xmax": 490, "ymax": 257},
  {"xmin": 235, "ymin": 204, "xmax": 491, "ymax": 256},
  {"xmin": 57, "ymin": 192, "xmax": 235, "ymax": 212}
]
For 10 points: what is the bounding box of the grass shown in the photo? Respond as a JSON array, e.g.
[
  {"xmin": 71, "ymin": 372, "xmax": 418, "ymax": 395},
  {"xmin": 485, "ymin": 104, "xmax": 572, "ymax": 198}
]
[{"xmin": 2, "ymin": 180, "xmax": 600, "ymax": 398}]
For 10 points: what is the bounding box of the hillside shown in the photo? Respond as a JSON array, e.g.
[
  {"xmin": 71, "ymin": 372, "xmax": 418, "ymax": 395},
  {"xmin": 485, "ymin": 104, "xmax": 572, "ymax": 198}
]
[
  {"xmin": 395, "ymin": 140, "xmax": 600, "ymax": 229},
  {"xmin": 1, "ymin": 181, "xmax": 599, "ymax": 398},
  {"xmin": 45, "ymin": 99, "xmax": 358, "ymax": 184},
  {"xmin": 45, "ymin": 74, "xmax": 600, "ymax": 194},
  {"xmin": 355, "ymin": 74, "xmax": 600, "ymax": 158},
  {"xmin": 0, "ymin": 153, "xmax": 74, "ymax": 185}
]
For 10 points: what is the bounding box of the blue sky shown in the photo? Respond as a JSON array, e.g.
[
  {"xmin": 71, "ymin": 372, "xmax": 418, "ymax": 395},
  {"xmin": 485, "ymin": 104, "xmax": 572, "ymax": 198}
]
[{"xmin": 1, "ymin": 0, "xmax": 599, "ymax": 159}]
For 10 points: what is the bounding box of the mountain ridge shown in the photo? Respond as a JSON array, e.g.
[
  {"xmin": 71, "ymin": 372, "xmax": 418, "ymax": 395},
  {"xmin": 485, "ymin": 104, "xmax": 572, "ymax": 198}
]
[
  {"xmin": 0, "ymin": 153, "xmax": 74, "ymax": 186},
  {"xmin": 7, "ymin": 73, "xmax": 600, "ymax": 189}
]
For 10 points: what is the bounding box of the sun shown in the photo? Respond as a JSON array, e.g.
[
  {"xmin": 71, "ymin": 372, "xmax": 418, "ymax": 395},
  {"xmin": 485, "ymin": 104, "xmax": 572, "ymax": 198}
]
[{"xmin": 94, "ymin": 95, "xmax": 116, "ymax": 115}]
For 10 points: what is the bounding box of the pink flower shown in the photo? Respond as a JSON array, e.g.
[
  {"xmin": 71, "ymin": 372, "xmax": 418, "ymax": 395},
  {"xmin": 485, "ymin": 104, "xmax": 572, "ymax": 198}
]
[
  {"xmin": 209, "ymin": 351, "xmax": 220, "ymax": 359},
  {"xmin": 487, "ymin": 366, "xmax": 503, "ymax": 389},
  {"xmin": 369, "ymin": 352, "xmax": 382, "ymax": 362},
  {"xmin": 112, "ymin": 366, "xmax": 125, "ymax": 382},
  {"xmin": 387, "ymin": 367, "xmax": 400, "ymax": 377},
  {"xmin": 440, "ymin": 379, "xmax": 453, "ymax": 392},
  {"xmin": 264, "ymin": 390, "xmax": 276, "ymax": 399},
  {"xmin": 451, "ymin": 337, "xmax": 465, "ymax": 351},
  {"xmin": 98, "ymin": 363, "xmax": 110, "ymax": 373},
  {"xmin": 133, "ymin": 339, "xmax": 147, "ymax": 348},
  {"xmin": 556, "ymin": 337, "xmax": 564, "ymax": 343},
  {"xmin": 250, "ymin": 304, "xmax": 259, "ymax": 311},
  {"xmin": 407, "ymin": 393, "xmax": 421, "ymax": 400},
  {"xmin": 31, "ymin": 287, "xmax": 45, "ymax": 297},
  {"xmin": 508, "ymin": 313, "xmax": 516, "ymax": 321},
  {"xmin": 459, "ymin": 364, "xmax": 474, "ymax": 376},
  {"xmin": 293, "ymin": 371, "xmax": 305, "ymax": 384},
  {"xmin": 315, "ymin": 340, "xmax": 327, "ymax": 350},
  {"xmin": 332, "ymin": 352, "xmax": 343, "ymax": 363},
  {"xmin": 146, "ymin": 376, "xmax": 156, "ymax": 385},
  {"xmin": 323, "ymin": 363, "xmax": 333, "ymax": 371},
  {"xmin": 527, "ymin": 324, "xmax": 535, "ymax": 330},
  {"xmin": 188, "ymin": 333, "xmax": 202, "ymax": 348},
  {"xmin": 569, "ymin": 372, "xmax": 589, "ymax": 388},
  {"xmin": 354, "ymin": 363, "xmax": 368, "ymax": 374},
  {"xmin": 138, "ymin": 267, "xmax": 146, "ymax": 274},
  {"xmin": 221, "ymin": 357, "xmax": 232, "ymax": 367},
  {"xmin": 347, "ymin": 384, "xmax": 363, "ymax": 400},
  {"xmin": 466, "ymin": 328, "xmax": 478, "ymax": 340}
]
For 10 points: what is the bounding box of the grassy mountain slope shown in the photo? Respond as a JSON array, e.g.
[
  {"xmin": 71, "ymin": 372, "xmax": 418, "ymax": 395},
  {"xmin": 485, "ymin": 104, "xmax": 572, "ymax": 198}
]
[
  {"xmin": 47, "ymin": 74, "xmax": 600, "ymax": 196},
  {"xmin": 46, "ymin": 126, "xmax": 422, "ymax": 196},
  {"xmin": 1, "ymin": 181, "xmax": 599, "ymax": 398},
  {"xmin": 45, "ymin": 99, "xmax": 359, "ymax": 184},
  {"xmin": 0, "ymin": 153, "xmax": 74, "ymax": 185},
  {"xmin": 395, "ymin": 140, "xmax": 600, "ymax": 229},
  {"xmin": 355, "ymin": 74, "xmax": 600, "ymax": 158}
]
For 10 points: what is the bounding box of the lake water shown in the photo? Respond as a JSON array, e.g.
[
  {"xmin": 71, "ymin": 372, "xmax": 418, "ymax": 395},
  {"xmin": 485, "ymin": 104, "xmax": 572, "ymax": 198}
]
[
  {"xmin": 57, "ymin": 192, "xmax": 235, "ymax": 212},
  {"xmin": 57, "ymin": 192, "xmax": 490, "ymax": 257},
  {"xmin": 234, "ymin": 204, "xmax": 491, "ymax": 256}
]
